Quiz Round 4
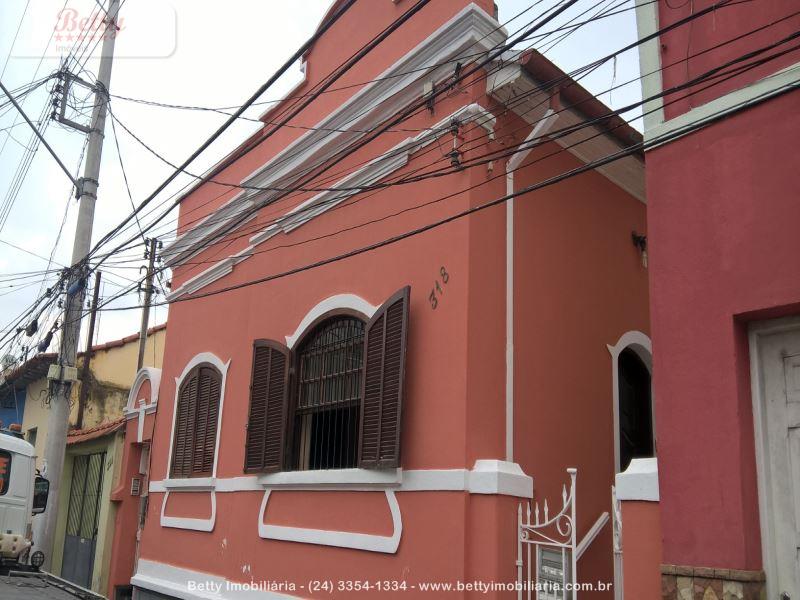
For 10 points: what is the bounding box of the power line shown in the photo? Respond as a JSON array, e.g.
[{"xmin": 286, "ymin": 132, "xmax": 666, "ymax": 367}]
[
  {"xmin": 57, "ymin": 33, "xmax": 800, "ymax": 324},
  {"xmin": 156, "ymin": 39, "xmax": 799, "ymax": 282},
  {"xmin": 66, "ymin": 71, "xmax": 800, "ymax": 324},
  {"xmin": 0, "ymin": 0, "xmax": 780, "ymax": 354},
  {"xmin": 86, "ymin": 0, "xmax": 361, "ymax": 258},
  {"xmin": 99, "ymin": 0, "xmax": 743, "ymax": 271},
  {"xmin": 92, "ymin": 0, "xmax": 756, "ymax": 276},
  {"xmin": 88, "ymin": 0, "xmax": 583, "ymax": 270}
]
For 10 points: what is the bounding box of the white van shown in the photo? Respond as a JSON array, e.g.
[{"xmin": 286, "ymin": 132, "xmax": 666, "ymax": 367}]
[{"xmin": 0, "ymin": 428, "xmax": 49, "ymax": 572}]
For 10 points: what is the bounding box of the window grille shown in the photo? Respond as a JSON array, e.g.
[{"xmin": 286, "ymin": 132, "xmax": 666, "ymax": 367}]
[{"xmin": 291, "ymin": 317, "xmax": 364, "ymax": 470}]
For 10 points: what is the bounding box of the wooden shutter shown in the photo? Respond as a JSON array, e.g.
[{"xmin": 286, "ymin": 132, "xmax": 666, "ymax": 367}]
[
  {"xmin": 359, "ymin": 287, "xmax": 410, "ymax": 469},
  {"xmin": 244, "ymin": 340, "xmax": 290, "ymax": 473},
  {"xmin": 170, "ymin": 372, "xmax": 197, "ymax": 477},
  {"xmin": 170, "ymin": 366, "xmax": 222, "ymax": 478}
]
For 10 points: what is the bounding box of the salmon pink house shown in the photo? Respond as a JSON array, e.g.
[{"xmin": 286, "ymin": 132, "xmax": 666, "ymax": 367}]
[{"xmin": 108, "ymin": 2, "xmax": 653, "ymax": 598}]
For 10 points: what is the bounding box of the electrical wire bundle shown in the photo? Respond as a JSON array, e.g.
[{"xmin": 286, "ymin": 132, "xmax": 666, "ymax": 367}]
[{"xmin": 0, "ymin": 0, "xmax": 797, "ymax": 367}]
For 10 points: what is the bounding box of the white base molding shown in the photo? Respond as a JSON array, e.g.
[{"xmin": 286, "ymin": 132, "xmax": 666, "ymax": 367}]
[
  {"xmin": 153, "ymin": 461, "xmax": 534, "ymax": 541},
  {"xmin": 257, "ymin": 489, "xmax": 402, "ymax": 553},
  {"xmin": 132, "ymin": 559, "xmax": 300, "ymax": 600},
  {"xmin": 151, "ymin": 461, "xmax": 533, "ymax": 496},
  {"xmin": 615, "ymin": 457, "xmax": 659, "ymax": 501}
]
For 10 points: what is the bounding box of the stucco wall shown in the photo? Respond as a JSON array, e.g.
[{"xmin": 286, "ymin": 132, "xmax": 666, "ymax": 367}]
[{"xmin": 647, "ymin": 91, "xmax": 800, "ymax": 570}]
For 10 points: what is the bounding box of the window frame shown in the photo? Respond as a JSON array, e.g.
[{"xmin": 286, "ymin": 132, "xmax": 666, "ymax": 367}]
[
  {"xmin": 243, "ymin": 288, "xmax": 410, "ymax": 476},
  {"xmin": 166, "ymin": 352, "xmax": 229, "ymax": 480},
  {"xmin": 286, "ymin": 311, "xmax": 367, "ymax": 472}
]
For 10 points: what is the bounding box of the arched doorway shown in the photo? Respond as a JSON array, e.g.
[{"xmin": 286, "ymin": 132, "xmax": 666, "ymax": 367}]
[
  {"xmin": 608, "ymin": 331, "xmax": 655, "ymax": 473},
  {"xmin": 618, "ymin": 348, "xmax": 654, "ymax": 471}
]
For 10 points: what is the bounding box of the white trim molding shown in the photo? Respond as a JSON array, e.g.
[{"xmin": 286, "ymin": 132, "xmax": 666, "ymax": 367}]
[
  {"xmin": 160, "ymin": 490, "xmax": 217, "ymax": 533},
  {"xmin": 634, "ymin": 0, "xmax": 800, "ymax": 146},
  {"xmin": 160, "ymin": 352, "xmax": 231, "ymax": 532},
  {"xmin": 615, "ymin": 457, "xmax": 659, "ymax": 501},
  {"xmin": 125, "ymin": 367, "xmax": 162, "ymax": 411},
  {"xmin": 504, "ymin": 109, "xmax": 559, "ymax": 462},
  {"xmin": 467, "ymin": 460, "xmax": 533, "ymax": 497},
  {"xmin": 150, "ymin": 461, "xmax": 533, "ymax": 497},
  {"xmin": 633, "ymin": 0, "xmax": 665, "ymax": 131},
  {"xmin": 257, "ymin": 468, "xmax": 400, "ymax": 488},
  {"xmin": 645, "ymin": 63, "xmax": 800, "ymax": 146},
  {"xmin": 165, "ymin": 103, "xmax": 497, "ymax": 302},
  {"xmin": 249, "ymin": 103, "xmax": 495, "ymax": 246},
  {"xmin": 257, "ymin": 489, "xmax": 402, "ymax": 554},
  {"xmin": 150, "ymin": 461, "xmax": 531, "ymax": 550},
  {"xmin": 124, "ymin": 367, "xmax": 162, "ymax": 443},
  {"xmin": 162, "ymin": 3, "xmax": 506, "ymax": 269},
  {"xmin": 285, "ymin": 293, "xmax": 377, "ymax": 348},
  {"xmin": 607, "ymin": 330, "xmax": 653, "ymax": 473},
  {"xmin": 166, "ymin": 352, "xmax": 231, "ymax": 479},
  {"xmin": 487, "ymin": 62, "xmax": 645, "ymax": 202},
  {"xmin": 133, "ymin": 559, "xmax": 299, "ymax": 600}
]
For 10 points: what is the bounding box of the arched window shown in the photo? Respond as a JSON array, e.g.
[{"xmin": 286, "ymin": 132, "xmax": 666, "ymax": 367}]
[
  {"xmin": 618, "ymin": 348, "xmax": 653, "ymax": 472},
  {"xmin": 170, "ymin": 365, "xmax": 222, "ymax": 478},
  {"xmin": 291, "ymin": 316, "xmax": 365, "ymax": 470},
  {"xmin": 244, "ymin": 288, "xmax": 410, "ymax": 473}
]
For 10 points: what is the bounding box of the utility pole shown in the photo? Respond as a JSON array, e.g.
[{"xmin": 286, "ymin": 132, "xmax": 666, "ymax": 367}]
[
  {"xmin": 76, "ymin": 271, "xmax": 101, "ymax": 430},
  {"xmin": 137, "ymin": 238, "xmax": 159, "ymax": 371},
  {"xmin": 39, "ymin": 0, "xmax": 119, "ymax": 569}
]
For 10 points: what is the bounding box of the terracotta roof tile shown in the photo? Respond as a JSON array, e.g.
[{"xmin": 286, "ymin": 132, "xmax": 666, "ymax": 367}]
[{"xmin": 67, "ymin": 417, "xmax": 125, "ymax": 445}]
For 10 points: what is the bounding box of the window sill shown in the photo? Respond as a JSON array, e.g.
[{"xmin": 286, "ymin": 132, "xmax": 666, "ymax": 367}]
[
  {"xmin": 161, "ymin": 477, "xmax": 216, "ymax": 491},
  {"xmin": 257, "ymin": 468, "xmax": 401, "ymax": 489}
]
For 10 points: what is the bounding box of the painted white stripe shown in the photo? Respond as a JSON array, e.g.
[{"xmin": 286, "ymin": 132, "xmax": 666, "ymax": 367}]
[
  {"xmin": 151, "ymin": 462, "xmax": 533, "ymax": 496},
  {"xmin": 645, "ymin": 63, "xmax": 800, "ymax": 146},
  {"xmin": 133, "ymin": 559, "xmax": 299, "ymax": 600},
  {"xmin": 257, "ymin": 489, "xmax": 402, "ymax": 554}
]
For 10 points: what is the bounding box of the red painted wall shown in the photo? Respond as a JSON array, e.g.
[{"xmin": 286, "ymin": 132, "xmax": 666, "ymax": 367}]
[
  {"xmin": 656, "ymin": 1, "xmax": 800, "ymax": 120},
  {"xmin": 647, "ymin": 90, "xmax": 800, "ymax": 569},
  {"xmin": 109, "ymin": 2, "xmax": 650, "ymax": 596},
  {"xmin": 511, "ymin": 126, "xmax": 649, "ymax": 597},
  {"xmin": 621, "ymin": 501, "xmax": 661, "ymax": 599}
]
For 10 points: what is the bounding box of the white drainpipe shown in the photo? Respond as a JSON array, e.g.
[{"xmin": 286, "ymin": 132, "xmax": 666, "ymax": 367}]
[{"xmin": 504, "ymin": 108, "xmax": 559, "ymax": 462}]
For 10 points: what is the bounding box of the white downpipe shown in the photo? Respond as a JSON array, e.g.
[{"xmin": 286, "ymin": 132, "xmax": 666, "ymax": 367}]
[{"xmin": 504, "ymin": 109, "xmax": 558, "ymax": 462}]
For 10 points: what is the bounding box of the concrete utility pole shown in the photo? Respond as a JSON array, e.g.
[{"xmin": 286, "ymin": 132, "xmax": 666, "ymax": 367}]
[
  {"xmin": 137, "ymin": 238, "xmax": 158, "ymax": 371},
  {"xmin": 39, "ymin": 0, "xmax": 119, "ymax": 569},
  {"xmin": 76, "ymin": 270, "xmax": 102, "ymax": 430}
]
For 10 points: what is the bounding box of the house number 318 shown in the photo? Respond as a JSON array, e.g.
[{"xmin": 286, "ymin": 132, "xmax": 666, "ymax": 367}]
[{"xmin": 429, "ymin": 266, "xmax": 449, "ymax": 310}]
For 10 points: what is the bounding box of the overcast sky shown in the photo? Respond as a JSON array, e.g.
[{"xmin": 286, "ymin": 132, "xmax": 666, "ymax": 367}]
[{"xmin": 0, "ymin": 0, "xmax": 642, "ymax": 360}]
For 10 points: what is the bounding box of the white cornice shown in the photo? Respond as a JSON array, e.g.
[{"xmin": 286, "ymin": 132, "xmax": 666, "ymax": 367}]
[
  {"xmin": 162, "ymin": 3, "xmax": 505, "ymax": 268},
  {"xmin": 487, "ymin": 62, "xmax": 646, "ymax": 202},
  {"xmin": 251, "ymin": 103, "xmax": 495, "ymax": 246},
  {"xmin": 166, "ymin": 104, "xmax": 496, "ymax": 302}
]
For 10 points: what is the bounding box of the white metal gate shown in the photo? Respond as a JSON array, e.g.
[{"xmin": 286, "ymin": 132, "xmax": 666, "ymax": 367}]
[
  {"xmin": 518, "ymin": 468, "xmax": 578, "ymax": 600},
  {"xmin": 611, "ymin": 486, "xmax": 623, "ymax": 600}
]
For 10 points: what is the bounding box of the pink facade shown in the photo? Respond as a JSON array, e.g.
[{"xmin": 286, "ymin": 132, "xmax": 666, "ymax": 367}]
[
  {"xmin": 109, "ymin": 2, "xmax": 650, "ymax": 598},
  {"xmin": 635, "ymin": 1, "xmax": 800, "ymax": 597}
]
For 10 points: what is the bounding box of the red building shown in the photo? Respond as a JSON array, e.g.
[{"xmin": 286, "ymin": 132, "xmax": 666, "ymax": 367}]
[
  {"xmin": 632, "ymin": 1, "xmax": 800, "ymax": 598},
  {"xmin": 108, "ymin": 2, "xmax": 652, "ymax": 598}
]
